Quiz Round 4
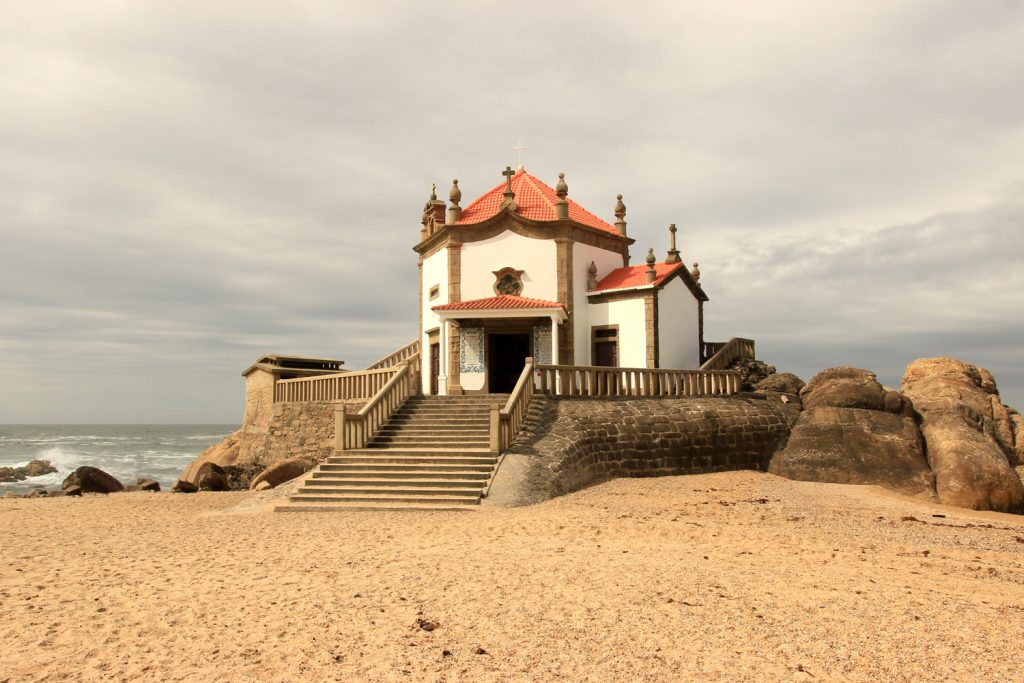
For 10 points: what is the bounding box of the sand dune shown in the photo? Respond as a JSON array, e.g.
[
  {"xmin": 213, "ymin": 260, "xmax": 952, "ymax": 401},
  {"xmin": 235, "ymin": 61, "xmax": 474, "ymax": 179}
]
[{"xmin": 2, "ymin": 472, "xmax": 1023, "ymax": 681}]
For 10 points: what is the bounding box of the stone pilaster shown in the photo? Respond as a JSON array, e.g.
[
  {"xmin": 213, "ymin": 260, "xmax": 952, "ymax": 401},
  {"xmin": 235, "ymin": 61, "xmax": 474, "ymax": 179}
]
[
  {"xmin": 555, "ymin": 238, "xmax": 574, "ymax": 364},
  {"xmin": 645, "ymin": 292, "xmax": 659, "ymax": 369},
  {"xmin": 446, "ymin": 242, "xmax": 461, "ymax": 304}
]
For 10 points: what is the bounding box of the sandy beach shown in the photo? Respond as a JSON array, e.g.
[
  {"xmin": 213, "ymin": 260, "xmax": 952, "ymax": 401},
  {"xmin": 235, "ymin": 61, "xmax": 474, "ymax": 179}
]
[{"xmin": 2, "ymin": 472, "xmax": 1023, "ymax": 682}]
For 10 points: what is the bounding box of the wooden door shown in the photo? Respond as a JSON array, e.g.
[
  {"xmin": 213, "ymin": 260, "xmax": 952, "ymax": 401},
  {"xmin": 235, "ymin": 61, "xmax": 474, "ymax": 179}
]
[{"xmin": 430, "ymin": 343, "xmax": 440, "ymax": 395}]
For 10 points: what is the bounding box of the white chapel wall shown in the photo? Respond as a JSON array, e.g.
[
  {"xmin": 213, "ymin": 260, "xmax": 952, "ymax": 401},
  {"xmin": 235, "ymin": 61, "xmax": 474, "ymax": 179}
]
[
  {"xmin": 571, "ymin": 243, "xmax": 626, "ymax": 364},
  {"xmin": 657, "ymin": 278, "xmax": 700, "ymax": 369},
  {"xmin": 460, "ymin": 231, "xmax": 557, "ymax": 302},
  {"xmin": 420, "ymin": 248, "xmax": 448, "ymax": 391},
  {"xmin": 585, "ymin": 297, "xmax": 647, "ymax": 368}
]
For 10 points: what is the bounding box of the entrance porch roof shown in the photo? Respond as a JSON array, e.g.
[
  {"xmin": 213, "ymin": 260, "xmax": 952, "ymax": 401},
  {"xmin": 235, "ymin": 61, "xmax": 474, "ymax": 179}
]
[{"xmin": 432, "ymin": 295, "xmax": 568, "ymax": 322}]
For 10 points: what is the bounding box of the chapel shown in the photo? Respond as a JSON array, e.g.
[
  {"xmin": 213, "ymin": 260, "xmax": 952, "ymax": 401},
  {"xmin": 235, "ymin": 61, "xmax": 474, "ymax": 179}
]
[{"xmin": 415, "ymin": 165, "xmax": 708, "ymax": 395}]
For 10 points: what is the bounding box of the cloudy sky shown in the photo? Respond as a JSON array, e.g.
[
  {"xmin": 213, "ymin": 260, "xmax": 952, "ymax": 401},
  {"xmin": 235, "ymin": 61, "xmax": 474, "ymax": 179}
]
[{"xmin": 1, "ymin": 1, "xmax": 1022, "ymax": 423}]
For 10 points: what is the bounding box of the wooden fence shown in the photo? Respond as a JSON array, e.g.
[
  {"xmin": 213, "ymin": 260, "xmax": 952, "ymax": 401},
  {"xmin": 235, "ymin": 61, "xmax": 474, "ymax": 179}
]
[
  {"xmin": 535, "ymin": 364, "xmax": 742, "ymax": 397},
  {"xmin": 274, "ymin": 351, "xmax": 420, "ymax": 403},
  {"xmin": 335, "ymin": 360, "xmax": 415, "ymax": 450}
]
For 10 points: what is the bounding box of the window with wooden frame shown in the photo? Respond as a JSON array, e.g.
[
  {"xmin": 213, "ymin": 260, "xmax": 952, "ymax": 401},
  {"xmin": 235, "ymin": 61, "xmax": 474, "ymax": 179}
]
[{"xmin": 591, "ymin": 325, "xmax": 619, "ymax": 367}]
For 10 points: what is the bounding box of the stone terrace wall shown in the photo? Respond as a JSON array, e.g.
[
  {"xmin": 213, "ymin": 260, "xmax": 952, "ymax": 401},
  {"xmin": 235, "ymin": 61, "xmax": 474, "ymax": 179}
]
[
  {"xmin": 487, "ymin": 395, "xmax": 799, "ymax": 506},
  {"xmin": 239, "ymin": 400, "xmax": 363, "ymax": 469}
]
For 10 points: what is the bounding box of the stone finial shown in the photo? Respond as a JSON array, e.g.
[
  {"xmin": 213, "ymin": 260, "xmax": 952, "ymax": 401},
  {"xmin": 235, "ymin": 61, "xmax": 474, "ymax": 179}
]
[
  {"xmin": 447, "ymin": 179, "xmax": 463, "ymax": 224},
  {"xmin": 430, "ymin": 182, "xmax": 437, "ymax": 201},
  {"xmin": 553, "ymin": 172, "xmax": 569, "ymax": 220},
  {"xmin": 690, "ymin": 261, "xmax": 701, "ymax": 283},
  {"xmin": 645, "ymin": 248, "xmax": 657, "ymax": 283},
  {"xmin": 587, "ymin": 260, "xmax": 599, "ymax": 290},
  {"xmin": 555, "ymin": 172, "xmax": 568, "ymax": 199},
  {"xmin": 666, "ymin": 223, "xmax": 681, "ymax": 264},
  {"xmin": 614, "ymin": 194, "xmax": 627, "ymax": 236}
]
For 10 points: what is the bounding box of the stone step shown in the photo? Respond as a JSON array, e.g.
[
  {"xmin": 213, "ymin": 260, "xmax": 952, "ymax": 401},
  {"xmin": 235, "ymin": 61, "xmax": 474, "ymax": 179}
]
[
  {"xmin": 311, "ymin": 469, "xmax": 490, "ymax": 480},
  {"xmin": 319, "ymin": 462, "xmax": 495, "ymax": 473},
  {"xmin": 389, "ymin": 412, "xmax": 491, "ymax": 420},
  {"xmin": 275, "ymin": 502, "xmax": 476, "ymax": 512},
  {"xmin": 298, "ymin": 485, "xmax": 483, "ymax": 496},
  {"xmin": 386, "ymin": 415, "xmax": 490, "ymax": 424},
  {"xmin": 376, "ymin": 425, "xmax": 489, "ymax": 433},
  {"xmin": 288, "ymin": 493, "xmax": 480, "ymax": 505},
  {"xmin": 303, "ymin": 477, "xmax": 485, "ymax": 488},
  {"xmin": 336, "ymin": 448, "xmax": 495, "ymax": 456},
  {"xmin": 329, "ymin": 455, "xmax": 497, "ymax": 466},
  {"xmin": 368, "ymin": 437, "xmax": 491, "ymax": 447}
]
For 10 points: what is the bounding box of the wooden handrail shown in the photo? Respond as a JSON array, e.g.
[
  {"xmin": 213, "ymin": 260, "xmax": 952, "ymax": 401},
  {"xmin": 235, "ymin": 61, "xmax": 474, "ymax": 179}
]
[
  {"xmin": 490, "ymin": 357, "xmax": 535, "ymax": 454},
  {"xmin": 274, "ymin": 350, "xmax": 422, "ymax": 402},
  {"xmin": 335, "ymin": 360, "xmax": 414, "ymax": 451},
  {"xmin": 274, "ymin": 366, "xmax": 399, "ymax": 403},
  {"xmin": 699, "ymin": 337, "xmax": 756, "ymax": 371},
  {"xmin": 534, "ymin": 364, "xmax": 742, "ymax": 397},
  {"xmin": 365, "ymin": 339, "xmax": 421, "ymax": 371}
]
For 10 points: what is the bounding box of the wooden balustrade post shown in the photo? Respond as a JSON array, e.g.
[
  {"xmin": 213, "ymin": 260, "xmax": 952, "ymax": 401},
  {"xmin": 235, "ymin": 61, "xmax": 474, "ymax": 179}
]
[
  {"xmin": 489, "ymin": 407, "xmax": 501, "ymax": 453},
  {"xmin": 334, "ymin": 404, "xmax": 347, "ymax": 451}
]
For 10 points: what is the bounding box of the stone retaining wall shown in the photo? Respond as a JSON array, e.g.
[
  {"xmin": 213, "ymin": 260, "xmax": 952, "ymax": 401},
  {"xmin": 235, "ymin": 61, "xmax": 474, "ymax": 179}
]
[
  {"xmin": 486, "ymin": 395, "xmax": 798, "ymax": 506},
  {"xmin": 239, "ymin": 400, "xmax": 363, "ymax": 469}
]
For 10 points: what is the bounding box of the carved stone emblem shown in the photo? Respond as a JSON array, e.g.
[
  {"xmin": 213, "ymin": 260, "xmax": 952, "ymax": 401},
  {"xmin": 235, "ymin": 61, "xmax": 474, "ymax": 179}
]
[{"xmin": 493, "ymin": 267, "xmax": 525, "ymax": 296}]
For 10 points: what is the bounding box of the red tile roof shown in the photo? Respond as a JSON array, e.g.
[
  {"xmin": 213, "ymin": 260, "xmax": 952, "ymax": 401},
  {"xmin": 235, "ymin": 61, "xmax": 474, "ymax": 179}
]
[
  {"xmin": 589, "ymin": 261, "xmax": 686, "ymax": 292},
  {"xmin": 455, "ymin": 168, "xmax": 619, "ymax": 235},
  {"xmin": 432, "ymin": 295, "xmax": 565, "ymax": 312}
]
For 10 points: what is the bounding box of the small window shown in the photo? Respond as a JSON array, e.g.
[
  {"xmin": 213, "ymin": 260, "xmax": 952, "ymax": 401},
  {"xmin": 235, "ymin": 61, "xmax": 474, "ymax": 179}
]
[{"xmin": 429, "ymin": 285, "xmax": 440, "ymax": 300}]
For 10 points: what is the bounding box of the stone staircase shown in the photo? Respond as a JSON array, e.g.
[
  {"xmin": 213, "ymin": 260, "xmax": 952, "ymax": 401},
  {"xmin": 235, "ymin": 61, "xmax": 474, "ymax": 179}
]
[{"xmin": 275, "ymin": 394, "xmax": 508, "ymax": 512}]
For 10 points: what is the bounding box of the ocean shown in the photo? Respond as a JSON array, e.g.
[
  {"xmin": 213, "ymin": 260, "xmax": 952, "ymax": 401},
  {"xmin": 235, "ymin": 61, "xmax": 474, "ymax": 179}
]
[{"xmin": 0, "ymin": 425, "xmax": 236, "ymax": 494}]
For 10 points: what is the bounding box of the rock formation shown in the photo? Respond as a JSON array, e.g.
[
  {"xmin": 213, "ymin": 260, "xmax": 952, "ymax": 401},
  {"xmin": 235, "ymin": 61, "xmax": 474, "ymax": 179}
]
[
  {"xmin": 249, "ymin": 456, "xmax": 317, "ymax": 490},
  {"xmin": 769, "ymin": 368, "xmax": 934, "ymax": 498},
  {"xmin": 61, "ymin": 466, "xmax": 123, "ymax": 494},
  {"xmin": 901, "ymin": 357, "xmax": 1023, "ymax": 513},
  {"xmin": 179, "ymin": 430, "xmax": 241, "ymax": 486},
  {"xmin": 0, "ymin": 459, "xmax": 57, "ymax": 483}
]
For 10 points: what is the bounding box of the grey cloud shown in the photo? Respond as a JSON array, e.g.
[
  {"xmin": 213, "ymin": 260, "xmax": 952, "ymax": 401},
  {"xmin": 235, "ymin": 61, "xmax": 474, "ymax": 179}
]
[{"xmin": 1, "ymin": 1, "xmax": 1022, "ymax": 421}]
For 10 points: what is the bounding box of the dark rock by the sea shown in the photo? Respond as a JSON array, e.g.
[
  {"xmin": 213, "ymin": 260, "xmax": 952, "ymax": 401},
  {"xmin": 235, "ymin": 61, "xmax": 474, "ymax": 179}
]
[
  {"xmin": 62, "ymin": 466, "xmax": 124, "ymax": 494},
  {"xmin": 172, "ymin": 479, "xmax": 198, "ymax": 493}
]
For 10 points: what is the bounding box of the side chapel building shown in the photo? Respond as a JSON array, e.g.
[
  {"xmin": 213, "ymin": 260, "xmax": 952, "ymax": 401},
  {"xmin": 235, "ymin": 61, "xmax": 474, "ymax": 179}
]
[{"xmin": 416, "ymin": 165, "xmax": 708, "ymax": 395}]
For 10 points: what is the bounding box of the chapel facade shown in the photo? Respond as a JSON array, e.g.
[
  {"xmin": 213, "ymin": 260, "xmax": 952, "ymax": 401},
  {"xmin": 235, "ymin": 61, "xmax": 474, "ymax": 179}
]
[{"xmin": 415, "ymin": 165, "xmax": 708, "ymax": 395}]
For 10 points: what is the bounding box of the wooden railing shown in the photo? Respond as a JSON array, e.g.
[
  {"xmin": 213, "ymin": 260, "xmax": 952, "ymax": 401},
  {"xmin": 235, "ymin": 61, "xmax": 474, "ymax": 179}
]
[
  {"xmin": 274, "ymin": 351, "xmax": 421, "ymax": 402},
  {"xmin": 365, "ymin": 339, "xmax": 420, "ymax": 371},
  {"xmin": 335, "ymin": 360, "xmax": 414, "ymax": 450},
  {"xmin": 275, "ymin": 366, "xmax": 397, "ymax": 403},
  {"xmin": 699, "ymin": 337, "xmax": 756, "ymax": 371},
  {"xmin": 490, "ymin": 357, "xmax": 535, "ymax": 453},
  {"xmin": 535, "ymin": 364, "xmax": 742, "ymax": 397}
]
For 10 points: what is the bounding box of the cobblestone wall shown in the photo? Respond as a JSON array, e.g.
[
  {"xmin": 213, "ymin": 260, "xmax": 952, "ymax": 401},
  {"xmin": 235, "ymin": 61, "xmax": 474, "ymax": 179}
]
[{"xmin": 491, "ymin": 395, "xmax": 798, "ymax": 504}]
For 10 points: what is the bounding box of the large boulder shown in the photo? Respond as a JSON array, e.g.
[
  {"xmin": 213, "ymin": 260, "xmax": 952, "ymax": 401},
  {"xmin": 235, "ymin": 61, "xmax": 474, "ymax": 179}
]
[
  {"xmin": 196, "ymin": 463, "xmax": 228, "ymax": 492},
  {"xmin": 799, "ymin": 367, "xmax": 887, "ymax": 412},
  {"xmin": 769, "ymin": 407, "xmax": 935, "ymax": 498},
  {"xmin": 178, "ymin": 430, "xmax": 242, "ymax": 485},
  {"xmin": 249, "ymin": 456, "xmax": 316, "ymax": 490},
  {"xmin": 62, "ymin": 466, "xmax": 123, "ymax": 494},
  {"xmin": 753, "ymin": 372, "xmax": 805, "ymax": 395},
  {"xmin": 901, "ymin": 357, "xmax": 1023, "ymax": 513}
]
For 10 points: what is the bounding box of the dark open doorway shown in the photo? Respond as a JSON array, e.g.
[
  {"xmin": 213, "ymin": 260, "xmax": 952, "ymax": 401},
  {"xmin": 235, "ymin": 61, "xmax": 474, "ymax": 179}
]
[
  {"xmin": 430, "ymin": 342, "xmax": 440, "ymax": 395},
  {"xmin": 488, "ymin": 333, "xmax": 530, "ymax": 393}
]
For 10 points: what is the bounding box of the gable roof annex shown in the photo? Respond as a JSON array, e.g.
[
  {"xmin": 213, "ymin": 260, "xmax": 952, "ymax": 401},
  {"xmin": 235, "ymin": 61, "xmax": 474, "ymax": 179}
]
[
  {"xmin": 589, "ymin": 261, "xmax": 709, "ymax": 301},
  {"xmin": 455, "ymin": 168, "xmax": 618, "ymax": 235}
]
